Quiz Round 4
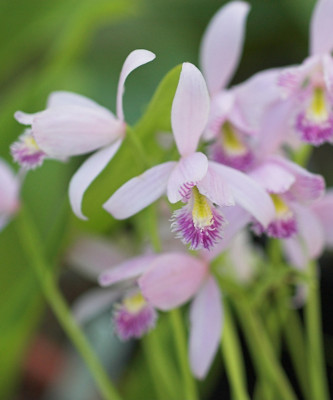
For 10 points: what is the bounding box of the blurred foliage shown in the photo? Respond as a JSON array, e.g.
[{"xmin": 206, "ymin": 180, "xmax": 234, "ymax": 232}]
[{"xmin": 1, "ymin": 0, "xmax": 330, "ymax": 398}]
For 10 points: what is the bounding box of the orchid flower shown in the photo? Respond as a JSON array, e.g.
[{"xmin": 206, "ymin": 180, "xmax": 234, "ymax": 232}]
[
  {"xmin": 200, "ymin": 1, "xmax": 281, "ymax": 171},
  {"xmin": 0, "ymin": 158, "xmax": 20, "ymax": 231},
  {"xmin": 277, "ymin": 0, "xmax": 333, "ymax": 146},
  {"xmin": 104, "ymin": 62, "xmax": 275, "ymax": 251},
  {"xmin": 11, "ymin": 49, "xmax": 156, "ymax": 219}
]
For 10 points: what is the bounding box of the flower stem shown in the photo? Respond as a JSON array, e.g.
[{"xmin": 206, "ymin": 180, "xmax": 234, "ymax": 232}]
[
  {"xmin": 16, "ymin": 207, "xmax": 122, "ymax": 400},
  {"xmin": 221, "ymin": 302, "xmax": 250, "ymax": 400},
  {"xmin": 170, "ymin": 308, "xmax": 199, "ymax": 400},
  {"xmin": 305, "ymin": 260, "xmax": 329, "ymax": 400}
]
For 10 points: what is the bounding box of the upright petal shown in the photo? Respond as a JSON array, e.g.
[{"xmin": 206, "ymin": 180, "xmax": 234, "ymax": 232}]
[
  {"xmin": 33, "ymin": 105, "xmax": 124, "ymax": 158},
  {"xmin": 139, "ymin": 253, "xmax": 207, "ymax": 310},
  {"xmin": 200, "ymin": 1, "xmax": 250, "ymax": 95},
  {"xmin": 116, "ymin": 49, "xmax": 156, "ymax": 121},
  {"xmin": 103, "ymin": 161, "xmax": 176, "ymax": 219},
  {"xmin": 69, "ymin": 139, "xmax": 123, "ymax": 220},
  {"xmin": 99, "ymin": 254, "xmax": 156, "ymax": 287},
  {"xmin": 209, "ymin": 161, "xmax": 275, "ymax": 227},
  {"xmin": 167, "ymin": 152, "xmax": 208, "ymax": 203},
  {"xmin": 310, "ymin": 0, "xmax": 333, "ymax": 55},
  {"xmin": 189, "ymin": 276, "xmax": 223, "ymax": 379},
  {"xmin": 171, "ymin": 63, "xmax": 210, "ymax": 156}
]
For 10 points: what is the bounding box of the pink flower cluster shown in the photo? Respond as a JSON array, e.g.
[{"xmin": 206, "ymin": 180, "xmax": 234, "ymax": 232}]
[{"xmin": 4, "ymin": 0, "xmax": 333, "ymax": 381}]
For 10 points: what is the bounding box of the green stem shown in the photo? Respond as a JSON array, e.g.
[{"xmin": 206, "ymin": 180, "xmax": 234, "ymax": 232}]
[
  {"xmin": 221, "ymin": 303, "xmax": 250, "ymax": 400},
  {"xmin": 305, "ymin": 260, "xmax": 329, "ymax": 399},
  {"xmin": 16, "ymin": 207, "xmax": 122, "ymax": 400},
  {"xmin": 170, "ymin": 309, "xmax": 198, "ymax": 400}
]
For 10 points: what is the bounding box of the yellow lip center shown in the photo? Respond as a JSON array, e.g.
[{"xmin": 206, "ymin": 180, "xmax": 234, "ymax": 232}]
[
  {"xmin": 221, "ymin": 122, "xmax": 247, "ymax": 155},
  {"xmin": 123, "ymin": 293, "xmax": 147, "ymax": 313},
  {"xmin": 307, "ymin": 87, "xmax": 329, "ymax": 123},
  {"xmin": 24, "ymin": 134, "xmax": 40, "ymax": 151},
  {"xmin": 270, "ymin": 193, "xmax": 291, "ymax": 218},
  {"xmin": 191, "ymin": 186, "xmax": 213, "ymax": 229}
]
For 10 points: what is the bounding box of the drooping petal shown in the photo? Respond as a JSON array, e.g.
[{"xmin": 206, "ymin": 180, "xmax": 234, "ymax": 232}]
[
  {"xmin": 208, "ymin": 161, "xmax": 275, "ymax": 227},
  {"xmin": 197, "ymin": 165, "xmax": 235, "ymax": 207},
  {"xmin": 33, "ymin": 105, "xmax": 124, "ymax": 158},
  {"xmin": 116, "ymin": 49, "xmax": 156, "ymax": 121},
  {"xmin": 103, "ymin": 161, "xmax": 176, "ymax": 219},
  {"xmin": 268, "ymin": 156, "xmax": 325, "ymax": 203},
  {"xmin": 171, "ymin": 63, "xmax": 210, "ymax": 156},
  {"xmin": 138, "ymin": 253, "xmax": 207, "ymax": 310},
  {"xmin": 69, "ymin": 139, "xmax": 123, "ymax": 220},
  {"xmin": 189, "ymin": 276, "xmax": 223, "ymax": 379},
  {"xmin": 310, "ymin": 0, "xmax": 333, "ymax": 55},
  {"xmin": 167, "ymin": 153, "xmax": 208, "ymax": 203},
  {"xmin": 249, "ymin": 161, "xmax": 296, "ymax": 194},
  {"xmin": 311, "ymin": 190, "xmax": 333, "ymax": 247},
  {"xmin": 200, "ymin": 1, "xmax": 250, "ymax": 95},
  {"xmin": 99, "ymin": 254, "xmax": 156, "ymax": 287},
  {"xmin": 293, "ymin": 203, "xmax": 325, "ymax": 260},
  {"xmin": 0, "ymin": 159, "xmax": 20, "ymax": 214},
  {"xmin": 283, "ymin": 237, "xmax": 308, "ymax": 270}
]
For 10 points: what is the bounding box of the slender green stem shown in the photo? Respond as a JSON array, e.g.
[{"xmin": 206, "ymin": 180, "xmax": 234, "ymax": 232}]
[
  {"xmin": 221, "ymin": 302, "xmax": 250, "ymax": 400},
  {"xmin": 170, "ymin": 309, "xmax": 198, "ymax": 400},
  {"xmin": 305, "ymin": 260, "xmax": 329, "ymax": 400},
  {"xmin": 16, "ymin": 207, "xmax": 122, "ymax": 400}
]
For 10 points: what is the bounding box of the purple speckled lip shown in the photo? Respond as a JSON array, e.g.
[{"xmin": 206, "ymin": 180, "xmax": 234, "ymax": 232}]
[
  {"xmin": 209, "ymin": 142, "xmax": 254, "ymax": 172},
  {"xmin": 252, "ymin": 216, "xmax": 297, "ymax": 239},
  {"xmin": 11, "ymin": 132, "xmax": 46, "ymax": 170},
  {"xmin": 295, "ymin": 111, "xmax": 333, "ymax": 146},
  {"xmin": 171, "ymin": 203, "xmax": 225, "ymax": 250},
  {"xmin": 113, "ymin": 302, "xmax": 157, "ymax": 341}
]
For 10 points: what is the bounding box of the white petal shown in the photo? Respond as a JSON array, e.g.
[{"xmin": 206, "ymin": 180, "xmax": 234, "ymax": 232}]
[
  {"xmin": 103, "ymin": 162, "xmax": 176, "ymax": 219},
  {"xmin": 311, "ymin": 190, "xmax": 333, "ymax": 248},
  {"xmin": 310, "ymin": 0, "xmax": 333, "ymax": 55},
  {"xmin": 200, "ymin": 1, "xmax": 250, "ymax": 94},
  {"xmin": 209, "ymin": 161, "xmax": 275, "ymax": 227},
  {"xmin": 69, "ymin": 139, "xmax": 122, "ymax": 220},
  {"xmin": 167, "ymin": 153, "xmax": 208, "ymax": 203},
  {"xmin": 171, "ymin": 63, "xmax": 210, "ymax": 156},
  {"xmin": 189, "ymin": 276, "xmax": 223, "ymax": 379},
  {"xmin": 0, "ymin": 159, "xmax": 20, "ymax": 213},
  {"xmin": 116, "ymin": 49, "xmax": 156, "ymax": 121},
  {"xmin": 14, "ymin": 111, "xmax": 40, "ymax": 125}
]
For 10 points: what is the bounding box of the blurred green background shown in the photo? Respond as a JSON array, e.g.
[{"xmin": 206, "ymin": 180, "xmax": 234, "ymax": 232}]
[{"xmin": 2, "ymin": 0, "xmax": 330, "ymax": 399}]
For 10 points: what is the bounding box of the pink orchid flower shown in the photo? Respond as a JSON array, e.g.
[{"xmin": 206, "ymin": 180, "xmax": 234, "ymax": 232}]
[
  {"xmin": 200, "ymin": 1, "xmax": 281, "ymax": 171},
  {"xmin": 277, "ymin": 0, "xmax": 333, "ymax": 145},
  {"xmin": 104, "ymin": 62, "xmax": 275, "ymax": 250},
  {"xmin": 0, "ymin": 158, "xmax": 20, "ymax": 231},
  {"xmin": 11, "ymin": 49, "xmax": 156, "ymax": 219}
]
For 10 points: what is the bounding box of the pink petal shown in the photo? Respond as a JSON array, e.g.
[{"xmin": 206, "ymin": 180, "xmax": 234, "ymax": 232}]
[
  {"xmin": 99, "ymin": 254, "xmax": 156, "ymax": 287},
  {"xmin": 69, "ymin": 139, "xmax": 123, "ymax": 220},
  {"xmin": 200, "ymin": 1, "xmax": 250, "ymax": 94},
  {"xmin": 103, "ymin": 161, "xmax": 176, "ymax": 219},
  {"xmin": 167, "ymin": 152, "xmax": 208, "ymax": 203},
  {"xmin": 282, "ymin": 237, "xmax": 308, "ymax": 270},
  {"xmin": 310, "ymin": 0, "xmax": 333, "ymax": 55},
  {"xmin": 14, "ymin": 111, "xmax": 40, "ymax": 125},
  {"xmin": 171, "ymin": 63, "xmax": 210, "ymax": 156},
  {"xmin": 293, "ymin": 203, "xmax": 325, "ymax": 260},
  {"xmin": 208, "ymin": 161, "xmax": 275, "ymax": 227},
  {"xmin": 311, "ymin": 190, "xmax": 333, "ymax": 247},
  {"xmin": 197, "ymin": 165, "xmax": 235, "ymax": 207},
  {"xmin": 250, "ymin": 161, "xmax": 296, "ymax": 194},
  {"xmin": 205, "ymin": 91, "xmax": 235, "ymax": 140},
  {"xmin": 138, "ymin": 253, "xmax": 207, "ymax": 310},
  {"xmin": 269, "ymin": 156, "xmax": 325, "ymax": 203},
  {"xmin": 0, "ymin": 159, "xmax": 20, "ymax": 214},
  {"xmin": 33, "ymin": 105, "xmax": 124, "ymax": 158},
  {"xmin": 116, "ymin": 49, "xmax": 156, "ymax": 121},
  {"xmin": 189, "ymin": 276, "xmax": 223, "ymax": 379}
]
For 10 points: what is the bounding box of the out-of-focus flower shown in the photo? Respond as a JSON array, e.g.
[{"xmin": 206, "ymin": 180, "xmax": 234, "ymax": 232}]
[
  {"xmin": 11, "ymin": 50, "xmax": 156, "ymax": 220},
  {"xmin": 0, "ymin": 158, "xmax": 20, "ymax": 231},
  {"xmin": 104, "ymin": 62, "xmax": 275, "ymax": 250},
  {"xmin": 278, "ymin": 0, "xmax": 333, "ymax": 146}
]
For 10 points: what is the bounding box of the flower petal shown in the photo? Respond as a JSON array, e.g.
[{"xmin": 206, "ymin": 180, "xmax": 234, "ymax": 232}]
[
  {"xmin": 116, "ymin": 49, "xmax": 156, "ymax": 121},
  {"xmin": 167, "ymin": 152, "xmax": 208, "ymax": 203},
  {"xmin": 14, "ymin": 111, "xmax": 40, "ymax": 125},
  {"xmin": 69, "ymin": 139, "xmax": 123, "ymax": 220},
  {"xmin": 311, "ymin": 190, "xmax": 333, "ymax": 248},
  {"xmin": 171, "ymin": 63, "xmax": 210, "ymax": 156},
  {"xmin": 33, "ymin": 105, "xmax": 124, "ymax": 158},
  {"xmin": 197, "ymin": 165, "xmax": 235, "ymax": 207},
  {"xmin": 208, "ymin": 161, "xmax": 275, "ymax": 227},
  {"xmin": 0, "ymin": 159, "xmax": 20, "ymax": 214},
  {"xmin": 99, "ymin": 254, "xmax": 156, "ymax": 287},
  {"xmin": 189, "ymin": 276, "xmax": 223, "ymax": 379},
  {"xmin": 103, "ymin": 161, "xmax": 176, "ymax": 219},
  {"xmin": 283, "ymin": 237, "xmax": 308, "ymax": 270},
  {"xmin": 310, "ymin": 0, "xmax": 333, "ymax": 55},
  {"xmin": 138, "ymin": 253, "xmax": 207, "ymax": 310},
  {"xmin": 200, "ymin": 1, "xmax": 250, "ymax": 94}
]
